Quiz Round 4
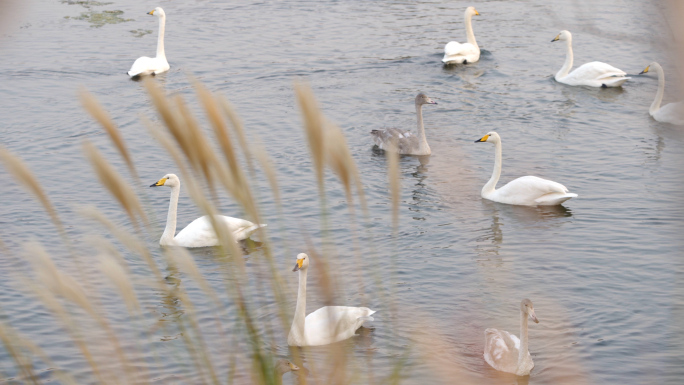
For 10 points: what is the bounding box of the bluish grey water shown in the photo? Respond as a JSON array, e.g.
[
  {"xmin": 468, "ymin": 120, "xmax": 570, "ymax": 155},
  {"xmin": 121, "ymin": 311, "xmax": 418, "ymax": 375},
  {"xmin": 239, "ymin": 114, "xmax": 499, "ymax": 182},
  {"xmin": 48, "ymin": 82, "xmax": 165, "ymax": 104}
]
[{"xmin": 1, "ymin": 0, "xmax": 683, "ymax": 384}]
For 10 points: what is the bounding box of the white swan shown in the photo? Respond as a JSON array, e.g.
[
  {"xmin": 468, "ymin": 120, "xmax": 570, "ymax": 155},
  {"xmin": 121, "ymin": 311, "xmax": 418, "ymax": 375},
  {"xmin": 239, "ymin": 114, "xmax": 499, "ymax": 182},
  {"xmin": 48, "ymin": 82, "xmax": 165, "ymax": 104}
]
[
  {"xmin": 551, "ymin": 30, "xmax": 629, "ymax": 88},
  {"xmin": 149, "ymin": 174, "xmax": 265, "ymax": 247},
  {"xmin": 474, "ymin": 132, "xmax": 577, "ymax": 206},
  {"xmin": 442, "ymin": 6, "xmax": 480, "ymax": 64},
  {"xmin": 288, "ymin": 253, "xmax": 375, "ymax": 346},
  {"xmin": 370, "ymin": 93, "xmax": 437, "ymax": 155},
  {"xmin": 484, "ymin": 299, "xmax": 539, "ymax": 376},
  {"xmin": 128, "ymin": 7, "xmax": 170, "ymax": 77},
  {"xmin": 639, "ymin": 62, "xmax": 684, "ymax": 125}
]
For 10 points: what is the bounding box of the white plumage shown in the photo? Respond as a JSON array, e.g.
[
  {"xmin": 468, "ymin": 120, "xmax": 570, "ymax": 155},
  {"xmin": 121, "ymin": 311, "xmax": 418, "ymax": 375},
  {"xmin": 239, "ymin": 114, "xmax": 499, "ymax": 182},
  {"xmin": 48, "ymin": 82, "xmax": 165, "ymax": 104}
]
[
  {"xmin": 128, "ymin": 7, "xmax": 170, "ymax": 77},
  {"xmin": 474, "ymin": 132, "xmax": 577, "ymax": 206},
  {"xmin": 150, "ymin": 174, "xmax": 265, "ymax": 247},
  {"xmin": 640, "ymin": 62, "xmax": 684, "ymax": 125},
  {"xmin": 442, "ymin": 6, "xmax": 480, "ymax": 64},
  {"xmin": 288, "ymin": 253, "xmax": 375, "ymax": 346},
  {"xmin": 551, "ymin": 30, "xmax": 629, "ymax": 88}
]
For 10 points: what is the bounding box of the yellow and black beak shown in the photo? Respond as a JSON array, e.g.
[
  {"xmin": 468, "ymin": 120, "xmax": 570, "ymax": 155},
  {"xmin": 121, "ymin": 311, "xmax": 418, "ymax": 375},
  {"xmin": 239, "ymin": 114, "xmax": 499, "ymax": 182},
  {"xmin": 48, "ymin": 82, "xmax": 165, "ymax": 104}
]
[
  {"xmin": 551, "ymin": 34, "xmax": 560, "ymax": 42},
  {"xmin": 150, "ymin": 177, "xmax": 167, "ymax": 187},
  {"xmin": 292, "ymin": 259, "xmax": 304, "ymax": 272},
  {"xmin": 475, "ymin": 134, "xmax": 489, "ymax": 143},
  {"xmin": 639, "ymin": 65, "xmax": 650, "ymax": 75},
  {"xmin": 289, "ymin": 362, "xmax": 300, "ymax": 371},
  {"xmin": 147, "ymin": 10, "xmax": 155, "ymax": 15},
  {"xmin": 474, "ymin": 10, "xmax": 480, "ymax": 16}
]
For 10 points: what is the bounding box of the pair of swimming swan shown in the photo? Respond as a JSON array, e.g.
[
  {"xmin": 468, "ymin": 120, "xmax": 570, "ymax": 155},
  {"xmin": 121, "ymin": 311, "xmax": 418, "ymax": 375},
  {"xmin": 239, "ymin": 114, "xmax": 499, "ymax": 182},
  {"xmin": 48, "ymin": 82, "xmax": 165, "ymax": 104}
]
[
  {"xmin": 150, "ymin": 174, "xmax": 265, "ymax": 247},
  {"xmin": 128, "ymin": 7, "xmax": 170, "ymax": 77}
]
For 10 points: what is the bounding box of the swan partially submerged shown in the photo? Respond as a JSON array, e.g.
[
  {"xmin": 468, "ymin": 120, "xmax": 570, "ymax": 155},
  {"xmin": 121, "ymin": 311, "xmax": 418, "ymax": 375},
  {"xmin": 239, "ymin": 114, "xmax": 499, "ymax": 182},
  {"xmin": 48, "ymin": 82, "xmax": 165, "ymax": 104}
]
[
  {"xmin": 551, "ymin": 30, "xmax": 629, "ymax": 88},
  {"xmin": 288, "ymin": 253, "xmax": 375, "ymax": 346},
  {"xmin": 484, "ymin": 299, "xmax": 539, "ymax": 376},
  {"xmin": 149, "ymin": 174, "xmax": 265, "ymax": 247},
  {"xmin": 370, "ymin": 93, "xmax": 437, "ymax": 155},
  {"xmin": 442, "ymin": 6, "xmax": 481, "ymax": 64},
  {"xmin": 640, "ymin": 62, "xmax": 684, "ymax": 125},
  {"xmin": 128, "ymin": 7, "xmax": 170, "ymax": 77},
  {"xmin": 474, "ymin": 132, "xmax": 577, "ymax": 206}
]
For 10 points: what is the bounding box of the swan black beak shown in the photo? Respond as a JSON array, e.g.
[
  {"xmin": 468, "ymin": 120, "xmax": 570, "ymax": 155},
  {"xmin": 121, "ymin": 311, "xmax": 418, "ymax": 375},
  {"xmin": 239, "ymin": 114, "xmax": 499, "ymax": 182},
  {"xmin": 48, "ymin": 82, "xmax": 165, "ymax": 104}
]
[
  {"xmin": 292, "ymin": 263, "xmax": 300, "ymax": 272},
  {"xmin": 639, "ymin": 66, "xmax": 649, "ymax": 75},
  {"xmin": 475, "ymin": 134, "xmax": 489, "ymax": 143},
  {"xmin": 551, "ymin": 36, "xmax": 559, "ymax": 43},
  {"xmin": 147, "ymin": 10, "xmax": 155, "ymax": 15},
  {"xmin": 149, "ymin": 182, "xmax": 159, "ymax": 187}
]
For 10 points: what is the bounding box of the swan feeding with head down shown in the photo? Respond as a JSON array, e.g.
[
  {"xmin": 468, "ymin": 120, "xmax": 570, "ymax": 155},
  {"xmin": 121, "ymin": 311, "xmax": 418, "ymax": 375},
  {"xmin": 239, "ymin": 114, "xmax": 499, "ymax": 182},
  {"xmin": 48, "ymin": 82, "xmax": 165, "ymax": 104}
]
[
  {"xmin": 474, "ymin": 132, "xmax": 577, "ymax": 206},
  {"xmin": 370, "ymin": 93, "xmax": 437, "ymax": 155},
  {"xmin": 149, "ymin": 174, "xmax": 265, "ymax": 247},
  {"xmin": 484, "ymin": 299, "xmax": 539, "ymax": 376},
  {"xmin": 288, "ymin": 253, "xmax": 376, "ymax": 346},
  {"xmin": 639, "ymin": 62, "xmax": 684, "ymax": 125},
  {"xmin": 442, "ymin": 6, "xmax": 480, "ymax": 64},
  {"xmin": 551, "ymin": 30, "xmax": 629, "ymax": 88},
  {"xmin": 128, "ymin": 7, "xmax": 170, "ymax": 77}
]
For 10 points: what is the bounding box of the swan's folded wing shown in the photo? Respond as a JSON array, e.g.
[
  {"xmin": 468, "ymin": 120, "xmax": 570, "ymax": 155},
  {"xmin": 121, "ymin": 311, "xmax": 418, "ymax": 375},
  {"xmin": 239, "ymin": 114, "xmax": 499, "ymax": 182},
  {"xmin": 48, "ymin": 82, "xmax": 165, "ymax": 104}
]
[
  {"xmin": 484, "ymin": 328, "xmax": 519, "ymax": 371},
  {"xmin": 128, "ymin": 56, "xmax": 156, "ymax": 76},
  {"xmin": 502, "ymin": 176, "xmax": 569, "ymax": 195},
  {"xmin": 174, "ymin": 216, "xmax": 220, "ymax": 247},
  {"xmin": 655, "ymin": 101, "xmax": 684, "ymax": 125},
  {"xmin": 304, "ymin": 306, "xmax": 374, "ymax": 344},
  {"xmin": 371, "ymin": 127, "xmax": 412, "ymax": 148},
  {"xmin": 570, "ymin": 61, "xmax": 627, "ymax": 81},
  {"xmin": 444, "ymin": 41, "xmax": 477, "ymax": 57}
]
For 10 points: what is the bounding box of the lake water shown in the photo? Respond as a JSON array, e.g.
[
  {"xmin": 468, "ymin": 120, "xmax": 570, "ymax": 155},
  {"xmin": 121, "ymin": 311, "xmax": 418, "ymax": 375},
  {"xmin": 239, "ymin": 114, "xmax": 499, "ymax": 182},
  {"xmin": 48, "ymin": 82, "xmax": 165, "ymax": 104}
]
[{"xmin": 1, "ymin": 0, "xmax": 683, "ymax": 384}]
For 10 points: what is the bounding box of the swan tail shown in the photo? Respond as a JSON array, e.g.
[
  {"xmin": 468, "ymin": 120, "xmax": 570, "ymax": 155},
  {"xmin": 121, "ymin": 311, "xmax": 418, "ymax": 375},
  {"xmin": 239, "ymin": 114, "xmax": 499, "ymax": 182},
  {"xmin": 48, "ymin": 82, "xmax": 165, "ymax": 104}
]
[
  {"xmin": 600, "ymin": 76, "xmax": 630, "ymax": 87},
  {"xmin": 535, "ymin": 192, "xmax": 577, "ymax": 206},
  {"xmin": 236, "ymin": 223, "xmax": 266, "ymax": 240}
]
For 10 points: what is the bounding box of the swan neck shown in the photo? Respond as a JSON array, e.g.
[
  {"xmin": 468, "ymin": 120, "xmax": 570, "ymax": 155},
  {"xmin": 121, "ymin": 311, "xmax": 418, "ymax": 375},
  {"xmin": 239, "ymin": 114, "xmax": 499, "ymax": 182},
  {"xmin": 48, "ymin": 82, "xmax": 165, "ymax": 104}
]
[
  {"xmin": 290, "ymin": 268, "xmax": 308, "ymax": 342},
  {"xmin": 556, "ymin": 39, "xmax": 573, "ymax": 80},
  {"xmin": 415, "ymin": 103, "xmax": 430, "ymax": 154},
  {"xmin": 464, "ymin": 12, "xmax": 477, "ymax": 48},
  {"xmin": 651, "ymin": 65, "xmax": 665, "ymax": 114},
  {"xmin": 483, "ymin": 140, "xmax": 501, "ymax": 195},
  {"xmin": 156, "ymin": 15, "xmax": 166, "ymax": 60},
  {"xmin": 161, "ymin": 184, "xmax": 179, "ymax": 244},
  {"xmin": 518, "ymin": 310, "xmax": 530, "ymax": 368}
]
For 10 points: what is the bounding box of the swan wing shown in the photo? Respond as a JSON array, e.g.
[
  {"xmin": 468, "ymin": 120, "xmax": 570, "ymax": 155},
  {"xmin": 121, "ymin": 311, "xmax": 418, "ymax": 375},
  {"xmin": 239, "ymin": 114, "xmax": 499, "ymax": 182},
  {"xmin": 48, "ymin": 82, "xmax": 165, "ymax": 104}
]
[
  {"xmin": 371, "ymin": 128, "xmax": 419, "ymax": 154},
  {"xmin": 484, "ymin": 328, "xmax": 520, "ymax": 374},
  {"xmin": 442, "ymin": 41, "xmax": 479, "ymax": 63},
  {"xmin": 492, "ymin": 176, "xmax": 576, "ymax": 206},
  {"xmin": 561, "ymin": 61, "xmax": 629, "ymax": 87},
  {"xmin": 128, "ymin": 56, "xmax": 170, "ymax": 77},
  {"xmin": 303, "ymin": 306, "xmax": 375, "ymax": 346},
  {"xmin": 174, "ymin": 215, "xmax": 264, "ymax": 247},
  {"xmin": 653, "ymin": 101, "xmax": 684, "ymax": 125}
]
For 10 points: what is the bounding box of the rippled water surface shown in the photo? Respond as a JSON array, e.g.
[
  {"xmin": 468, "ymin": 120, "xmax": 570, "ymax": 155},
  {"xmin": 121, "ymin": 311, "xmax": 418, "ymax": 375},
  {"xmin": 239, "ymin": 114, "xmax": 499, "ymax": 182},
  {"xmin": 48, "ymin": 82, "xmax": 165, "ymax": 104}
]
[{"xmin": 1, "ymin": 0, "xmax": 683, "ymax": 383}]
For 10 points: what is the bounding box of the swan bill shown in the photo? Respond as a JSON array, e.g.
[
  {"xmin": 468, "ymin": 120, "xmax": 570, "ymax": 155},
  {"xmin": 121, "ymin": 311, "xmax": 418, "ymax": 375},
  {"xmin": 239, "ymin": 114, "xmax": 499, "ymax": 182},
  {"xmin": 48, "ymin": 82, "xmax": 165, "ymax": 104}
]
[
  {"xmin": 551, "ymin": 34, "xmax": 560, "ymax": 42},
  {"xmin": 147, "ymin": 10, "xmax": 155, "ymax": 15},
  {"xmin": 529, "ymin": 309, "xmax": 539, "ymax": 324},
  {"xmin": 293, "ymin": 258, "xmax": 304, "ymax": 272},
  {"xmin": 474, "ymin": 9, "xmax": 480, "ymax": 15},
  {"xmin": 639, "ymin": 65, "xmax": 650, "ymax": 75},
  {"xmin": 475, "ymin": 134, "xmax": 489, "ymax": 143},
  {"xmin": 150, "ymin": 177, "xmax": 167, "ymax": 187}
]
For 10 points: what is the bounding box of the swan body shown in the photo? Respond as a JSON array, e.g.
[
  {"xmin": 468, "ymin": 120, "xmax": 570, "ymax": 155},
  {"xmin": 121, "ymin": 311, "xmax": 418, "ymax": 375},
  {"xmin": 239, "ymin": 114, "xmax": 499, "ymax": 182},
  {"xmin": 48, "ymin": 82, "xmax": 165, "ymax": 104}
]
[
  {"xmin": 484, "ymin": 299, "xmax": 539, "ymax": 376},
  {"xmin": 640, "ymin": 62, "xmax": 684, "ymax": 125},
  {"xmin": 442, "ymin": 6, "xmax": 480, "ymax": 64},
  {"xmin": 128, "ymin": 7, "xmax": 170, "ymax": 77},
  {"xmin": 551, "ymin": 30, "xmax": 629, "ymax": 88},
  {"xmin": 371, "ymin": 93, "xmax": 437, "ymax": 155},
  {"xmin": 288, "ymin": 253, "xmax": 375, "ymax": 347},
  {"xmin": 474, "ymin": 132, "xmax": 577, "ymax": 206},
  {"xmin": 150, "ymin": 174, "xmax": 265, "ymax": 247}
]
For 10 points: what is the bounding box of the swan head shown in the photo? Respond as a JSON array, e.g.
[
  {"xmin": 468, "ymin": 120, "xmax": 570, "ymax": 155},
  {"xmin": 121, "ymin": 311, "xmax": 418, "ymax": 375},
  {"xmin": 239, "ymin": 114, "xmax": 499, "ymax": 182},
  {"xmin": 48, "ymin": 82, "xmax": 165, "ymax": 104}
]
[
  {"xmin": 415, "ymin": 93, "xmax": 438, "ymax": 106},
  {"xmin": 292, "ymin": 253, "xmax": 309, "ymax": 272},
  {"xmin": 147, "ymin": 7, "xmax": 166, "ymax": 17},
  {"xmin": 521, "ymin": 299, "xmax": 539, "ymax": 324},
  {"xmin": 551, "ymin": 30, "xmax": 571, "ymax": 43},
  {"xmin": 149, "ymin": 173, "xmax": 180, "ymax": 188},
  {"xmin": 639, "ymin": 61, "xmax": 661, "ymax": 75},
  {"xmin": 474, "ymin": 131, "xmax": 500, "ymax": 144},
  {"xmin": 275, "ymin": 359, "xmax": 300, "ymax": 375},
  {"xmin": 465, "ymin": 6, "xmax": 480, "ymax": 17}
]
